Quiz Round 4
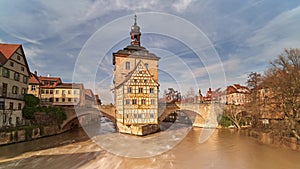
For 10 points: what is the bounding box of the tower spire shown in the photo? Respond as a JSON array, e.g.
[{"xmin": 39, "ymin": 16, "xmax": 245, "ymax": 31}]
[
  {"xmin": 134, "ymin": 14, "xmax": 137, "ymax": 25},
  {"xmin": 130, "ymin": 14, "xmax": 141, "ymax": 46}
]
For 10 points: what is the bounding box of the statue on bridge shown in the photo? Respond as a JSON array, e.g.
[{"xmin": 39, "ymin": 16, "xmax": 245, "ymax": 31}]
[{"xmin": 165, "ymin": 88, "xmax": 181, "ymax": 104}]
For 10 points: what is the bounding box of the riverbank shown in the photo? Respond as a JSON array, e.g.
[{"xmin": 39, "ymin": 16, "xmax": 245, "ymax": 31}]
[
  {"xmin": 0, "ymin": 125, "xmax": 66, "ymax": 146},
  {"xmin": 240, "ymin": 128, "xmax": 300, "ymax": 152}
]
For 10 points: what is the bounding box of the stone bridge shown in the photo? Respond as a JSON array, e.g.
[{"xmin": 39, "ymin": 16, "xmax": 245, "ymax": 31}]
[
  {"xmin": 159, "ymin": 102, "xmax": 224, "ymax": 128},
  {"xmin": 61, "ymin": 108, "xmax": 100, "ymax": 130}
]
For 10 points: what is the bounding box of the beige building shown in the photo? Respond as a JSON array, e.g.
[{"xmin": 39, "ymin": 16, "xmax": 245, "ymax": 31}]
[
  {"xmin": 28, "ymin": 74, "xmax": 90, "ymax": 107},
  {"xmin": 112, "ymin": 15, "xmax": 160, "ymax": 125},
  {"xmin": 53, "ymin": 83, "xmax": 84, "ymax": 107},
  {"xmin": 220, "ymin": 84, "xmax": 250, "ymax": 105},
  {"xmin": 0, "ymin": 44, "xmax": 30, "ymax": 128}
]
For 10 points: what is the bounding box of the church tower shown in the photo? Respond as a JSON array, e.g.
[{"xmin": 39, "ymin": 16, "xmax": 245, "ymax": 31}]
[{"xmin": 112, "ymin": 15, "xmax": 160, "ymax": 134}]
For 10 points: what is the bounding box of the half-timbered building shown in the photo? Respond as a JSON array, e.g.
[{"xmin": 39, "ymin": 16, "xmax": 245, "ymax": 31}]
[{"xmin": 112, "ymin": 15, "xmax": 160, "ymax": 127}]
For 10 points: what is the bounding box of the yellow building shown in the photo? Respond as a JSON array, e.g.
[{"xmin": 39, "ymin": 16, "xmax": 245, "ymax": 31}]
[
  {"xmin": 0, "ymin": 44, "xmax": 30, "ymax": 128},
  {"xmin": 53, "ymin": 83, "xmax": 84, "ymax": 107},
  {"xmin": 112, "ymin": 15, "xmax": 160, "ymax": 126},
  {"xmin": 28, "ymin": 73, "xmax": 88, "ymax": 107}
]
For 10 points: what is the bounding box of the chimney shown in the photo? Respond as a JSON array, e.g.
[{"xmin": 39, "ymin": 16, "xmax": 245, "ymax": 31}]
[{"xmin": 34, "ymin": 70, "xmax": 37, "ymax": 76}]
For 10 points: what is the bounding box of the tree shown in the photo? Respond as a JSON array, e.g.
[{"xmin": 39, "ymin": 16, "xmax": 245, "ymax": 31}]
[
  {"xmin": 22, "ymin": 94, "xmax": 40, "ymax": 120},
  {"xmin": 262, "ymin": 48, "xmax": 300, "ymax": 139},
  {"xmin": 23, "ymin": 94, "xmax": 40, "ymax": 107},
  {"xmin": 246, "ymin": 72, "xmax": 262, "ymax": 126},
  {"xmin": 222, "ymin": 105, "xmax": 245, "ymax": 129}
]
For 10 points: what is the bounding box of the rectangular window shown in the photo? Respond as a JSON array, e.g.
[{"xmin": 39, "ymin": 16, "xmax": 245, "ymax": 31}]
[
  {"xmin": 31, "ymin": 85, "xmax": 36, "ymax": 91},
  {"xmin": 9, "ymin": 102, "xmax": 13, "ymax": 110},
  {"xmin": 21, "ymin": 67, "xmax": 24, "ymax": 71},
  {"xmin": 41, "ymin": 89, "xmax": 45, "ymax": 94},
  {"xmin": 46, "ymin": 90, "xmax": 49, "ymax": 94},
  {"xmin": 68, "ymin": 98, "xmax": 72, "ymax": 102},
  {"xmin": 18, "ymin": 103, "xmax": 22, "ymax": 110},
  {"xmin": 23, "ymin": 76, "xmax": 28, "ymax": 83},
  {"xmin": 138, "ymin": 88, "xmax": 143, "ymax": 93},
  {"xmin": 150, "ymin": 114, "xmax": 154, "ymax": 118},
  {"xmin": 2, "ymin": 68, "xmax": 9, "ymax": 78},
  {"xmin": 126, "ymin": 99, "xmax": 130, "ymax": 105},
  {"xmin": 132, "ymin": 99, "xmax": 137, "ymax": 105},
  {"xmin": 21, "ymin": 88, "xmax": 26, "ymax": 95},
  {"xmin": 12, "ymin": 86, "xmax": 19, "ymax": 94},
  {"xmin": 49, "ymin": 98, "xmax": 53, "ymax": 102},
  {"xmin": 150, "ymin": 88, "xmax": 155, "ymax": 93},
  {"xmin": 56, "ymin": 90, "xmax": 59, "ymax": 94},
  {"xmin": 62, "ymin": 90, "xmax": 65, "ymax": 94},
  {"xmin": 125, "ymin": 62, "xmax": 130, "ymax": 70},
  {"xmin": 62, "ymin": 98, "xmax": 65, "ymax": 102},
  {"xmin": 74, "ymin": 90, "xmax": 78, "ymax": 95},
  {"xmin": 56, "ymin": 98, "xmax": 59, "ymax": 102},
  {"xmin": 138, "ymin": 114, "xmax": 142, "ymax": 118},
  {"xmin": 14, "ymin": 72, "xmax": 20, "ymax": 81},
  {"xmin": 68, "ymin": 90, "xmax": 71, "ymax": 94},
  {"xmin": 2, "ymin": 83, "xmax": 7, "ymax": 96},
  {"xmin": 50, "ymin": 90, "xmax": 53, "ymax": 94},
  {"xmin": 141, "ymin": 99, "xmax": 146, "ymax": 105},
  {"xmin": 151, "ymin": 99, "xmax": 155, "ymax": 105},
  {"xmin": 127, "ymin": 87, "xmax": 132, "ymax": 93},
  {"xmin": 0, "ymin": 101, "xmax": 4, "ymax": 110},
  {"xmin": 17, "ymin": 55, "xmax": 20, "ymax": 60},
  {"xmin": 10, "ymin": 61, "xmax": 14, "ymax": 67}
]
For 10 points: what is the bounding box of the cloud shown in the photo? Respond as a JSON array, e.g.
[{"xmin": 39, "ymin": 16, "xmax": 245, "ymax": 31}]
[
  {"xmin": 172, "ymin": 0, "xmax": 193, "ymax": 13},
  {"xmin": 243, "ymin": 5, "xmax": 300, "ymax": 68}
]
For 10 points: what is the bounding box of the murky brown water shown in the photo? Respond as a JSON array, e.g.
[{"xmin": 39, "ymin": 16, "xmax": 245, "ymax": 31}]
[{"xmin": 0, "ymin": 126, "xmax": 299, "ymax": 169}]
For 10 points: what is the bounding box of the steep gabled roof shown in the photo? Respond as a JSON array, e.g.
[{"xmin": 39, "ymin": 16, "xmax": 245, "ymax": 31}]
[
  {"xmin": 29, "ymin": 72, "xmax": 41, "ymax": 84},
  {"xmin": 0, "ymin": 43, "xmax": 31, "ymax": 74},
  {"xmin": 0, "ymin": 44, "xmax": 21, "ymax": 65},
  {"xmin": 113, "ymin": 60, "xmax": 159, "ymax": 89}
]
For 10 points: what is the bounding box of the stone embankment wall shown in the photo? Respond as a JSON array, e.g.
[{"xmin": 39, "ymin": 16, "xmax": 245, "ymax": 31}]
[
  {"xmin": 0, "ymin": 125, "xmax": 61, "ymax": 146},
  {"xmin": 117, "ymin": 122, "xmax": 160, "ymax": 136},
  {"xmin": 241, "ymin": 129, "xmax": 300, "ymax": 151}
]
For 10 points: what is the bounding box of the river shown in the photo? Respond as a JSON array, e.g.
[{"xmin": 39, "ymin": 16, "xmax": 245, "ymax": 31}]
[{"xmin": 0, "ymin": 123, "xmax": 299, "ymax": 169}]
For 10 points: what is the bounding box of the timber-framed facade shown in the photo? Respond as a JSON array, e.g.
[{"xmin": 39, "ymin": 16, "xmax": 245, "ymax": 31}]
[{"xmin": 112, "ymin": 15, "xmax": 160, "ymax": 128}]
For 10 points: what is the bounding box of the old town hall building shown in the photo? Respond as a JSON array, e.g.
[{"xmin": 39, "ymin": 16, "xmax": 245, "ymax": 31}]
[{"xmin": 112, "ymin": 15, "xmax": 160, "ymax": 134}]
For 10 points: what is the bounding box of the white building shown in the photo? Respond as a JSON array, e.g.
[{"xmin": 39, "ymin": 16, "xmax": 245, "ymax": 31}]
[{"xmin": 0, "ymin": 44, "xmax": 30, "ymax": 128}]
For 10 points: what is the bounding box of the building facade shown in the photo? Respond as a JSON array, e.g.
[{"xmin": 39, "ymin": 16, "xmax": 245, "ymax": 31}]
[
  {"xmin": 28, "ymin": 73, "xmax": 88, "ymax": 107},
  {"xmin": 0, "ymin": 44, "xmax": 30, "ymax": 128},
  {"xmin": 220, "ymin": 84, "xmax": 250, "ymax": 105},
  {"xmin": 112, "ymin": 15, "xmax": 160, "ymax": 125}
]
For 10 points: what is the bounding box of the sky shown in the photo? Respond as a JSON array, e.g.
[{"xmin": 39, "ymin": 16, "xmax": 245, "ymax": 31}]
[{"xmin": 1, "ymin": 0, "xmax": 300, "ymax": 103}]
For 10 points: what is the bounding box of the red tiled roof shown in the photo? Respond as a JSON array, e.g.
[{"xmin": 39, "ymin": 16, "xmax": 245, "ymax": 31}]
[
  {"xmin": 29, "ymin": 73, "xmax": 41, "ymax": 84},
  {"xmin": 0, "ymin": 43, "xmax": 21, "ymax": 65},
  {"xmin": 56, "ymin": 83, "xmax": 84, "ymax": 89},
  {"xmin": 38, "ymin": 76, "xmax": 62, "ymax": 82}
]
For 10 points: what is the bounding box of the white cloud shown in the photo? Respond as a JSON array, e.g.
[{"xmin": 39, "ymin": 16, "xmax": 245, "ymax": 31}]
[
  {"xmin": 172, "ymin": 0, "xmax": 193, "ymax": 13},
  {"xmin": 245, "ymin": 6, "xmax": 300, "ymax": 64}
]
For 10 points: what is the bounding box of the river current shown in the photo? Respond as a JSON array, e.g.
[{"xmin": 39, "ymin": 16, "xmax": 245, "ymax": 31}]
[{"xmin": 0, "ymin": 124, "xmax": 299, "ymax": 169}]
